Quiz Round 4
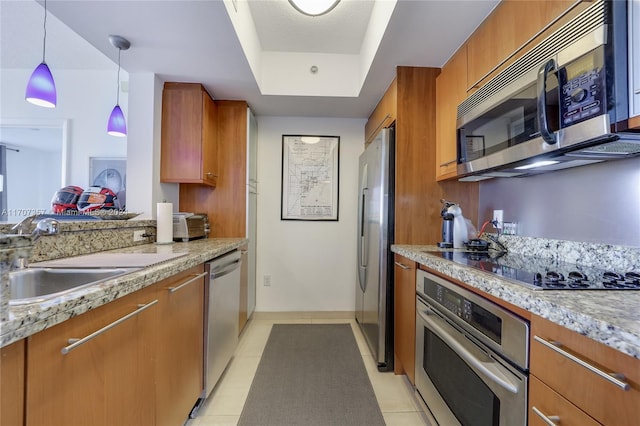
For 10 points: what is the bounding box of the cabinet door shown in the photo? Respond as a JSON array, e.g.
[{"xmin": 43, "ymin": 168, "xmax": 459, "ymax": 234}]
[
  {"xmin": 436, "ymin": 46, "xmax": 467, "ymax": 180},
  {"xmin": 155, "ymin": 265, "xmax": 205, "ymax": 426},
  {"xmin": 467, "ymin": 1, "xmax": 576, "ymax": 90},
  {"xmin": 365, "ymin": 79, "xmax": 397, "ymax": 144},
  {"xmin": 530, "ymin": 315, "xmax": 640, "ymax": 425},
  {"xmin": 529, "ymin": 376, "xmax": 601, "ymax": 426},
  {"xmin": 26, "ymin": 288, "xmax": 157, "ymax": 426},
  {"xmin": 1, "ymin": 340, "xmax": 25, "ymax": 426},
  {"xmin": 161, "ymin": 83, "xmax": 217, "ymax": 187},
  {"xmin": 393, "ymin": 254, "xmax": 416, "ymax": 384},
  {"xmin": 201, "ymin": 91, "xmax": 218, "ymax": 186}
]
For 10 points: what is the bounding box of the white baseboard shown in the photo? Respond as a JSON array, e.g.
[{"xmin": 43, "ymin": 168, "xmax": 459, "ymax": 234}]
[{"xmin": 251, "ymin": 311, "xmax": 355, "ymax": 320}]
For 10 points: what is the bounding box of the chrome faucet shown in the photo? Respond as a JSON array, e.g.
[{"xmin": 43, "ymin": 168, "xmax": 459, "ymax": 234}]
[{"xmin": 10, "ymin": 216, "xmax": 59, "ymax": 269}]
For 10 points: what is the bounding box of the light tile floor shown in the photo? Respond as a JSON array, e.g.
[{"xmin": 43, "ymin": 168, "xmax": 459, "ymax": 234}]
[{"xmin": 187, "ymin": 317, "xmax": 431, "ymax": 426}]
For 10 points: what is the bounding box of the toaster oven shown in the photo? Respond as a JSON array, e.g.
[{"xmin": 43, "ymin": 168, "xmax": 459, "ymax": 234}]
[{"xmin": 173, "ymin": 213, "xmax": 209, "ymax": 242}]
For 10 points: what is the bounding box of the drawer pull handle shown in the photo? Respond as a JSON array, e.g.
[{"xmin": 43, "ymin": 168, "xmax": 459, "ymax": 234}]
[
  {"xmin": 635, "ymin": 88, "xmax": 640, "ymax": 95},
  {"xmin": 62, "ymin": 300, "xmax": 159, "ymax": 355},
  {"xmin": 531, "ymin": 406, "xmax": 560, "ymax": 426},
  {"xmin": 168, "ymin": 272, "xmax": 207, "ymax": 293},
  {"xmin": 394, "ymin": 261, "xmax": 411, "ymax": 270},
  {"xmin": 533, "ymin": 335, "xmax": 630, "ymax": 391}
]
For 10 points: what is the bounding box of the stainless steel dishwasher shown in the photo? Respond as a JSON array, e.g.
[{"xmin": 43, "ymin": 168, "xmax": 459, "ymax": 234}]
[{"xmin": 192, "ymin": 249, "xmax": 242, "ymax": 415}]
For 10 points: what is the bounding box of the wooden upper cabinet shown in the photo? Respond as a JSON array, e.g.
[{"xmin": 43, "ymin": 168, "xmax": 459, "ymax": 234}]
[
  {"xmin": 161, "ymin": 82, "xmax": 218, "ymax": 187},
  {"xmin": 435, "ymin": 46, "xmax": 467, "ymax": 181},
  {"xmin": 467, "ymin": 0, "xmax": 578, "ymax": 90},
  {"xmin": 365, "ymin": 78, "xmax": 397, "ymax": 144}
]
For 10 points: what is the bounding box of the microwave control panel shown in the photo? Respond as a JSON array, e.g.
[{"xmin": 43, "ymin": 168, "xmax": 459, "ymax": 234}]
[{"xmin": 558, "ymin": 66, "xmax": 607, "ymax": 127}]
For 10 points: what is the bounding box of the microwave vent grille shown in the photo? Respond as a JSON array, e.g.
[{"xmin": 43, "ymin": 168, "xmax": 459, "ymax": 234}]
[{"xmin": 458, "ymin": 0, "xmax": 606, "ymax": 121}]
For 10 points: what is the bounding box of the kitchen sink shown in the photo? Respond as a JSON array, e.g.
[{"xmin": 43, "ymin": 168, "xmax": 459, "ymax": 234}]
[{"xmin": 9, "ymin": 267, "xmax": 139, "ymax": 305}]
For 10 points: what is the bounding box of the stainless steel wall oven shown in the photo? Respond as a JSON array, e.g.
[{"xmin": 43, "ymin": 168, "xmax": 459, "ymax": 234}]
[{"xmin": 415, "ymin": 270, "xmax": 529, "ymax": 425}]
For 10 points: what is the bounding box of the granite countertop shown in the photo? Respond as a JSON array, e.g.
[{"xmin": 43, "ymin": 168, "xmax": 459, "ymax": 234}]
[
  {"xmin": 0, "ymin": 238, "xmax": 247, "ymax": 348},
  {"xmin": 393, "ymin": 244, "xmax": 640, "ymax": 360}
]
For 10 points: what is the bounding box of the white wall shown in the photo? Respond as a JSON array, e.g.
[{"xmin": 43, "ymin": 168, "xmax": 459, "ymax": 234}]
[
  {"xmin": 255, "ymin": 116, "xmax": 365, "ymax": 312},
  {"xmin": 0, "ymin": 68, "xmax": 128, "ymax": 188}
]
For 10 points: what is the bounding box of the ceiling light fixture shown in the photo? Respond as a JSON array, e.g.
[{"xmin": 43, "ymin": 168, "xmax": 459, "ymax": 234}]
[
  {"xmin": 25, "ymin": 0, "xmax": 56, "ymax": 108},
  {"xmin": 107, "ymin": 35, "xmax": 130, "ymax": 138},
  {"xmin": 288, "ymin": 0, "xmax": 340, "ymax": 16}
]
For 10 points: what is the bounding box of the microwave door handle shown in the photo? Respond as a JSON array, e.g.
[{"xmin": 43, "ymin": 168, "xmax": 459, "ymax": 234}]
[
  {"xmin": 417, "ymin": 306, "xmax": 520, "ymax": 395},
  {"xmin": 537, "ymin": 58, "xmax": 558, "ymax": 145}
]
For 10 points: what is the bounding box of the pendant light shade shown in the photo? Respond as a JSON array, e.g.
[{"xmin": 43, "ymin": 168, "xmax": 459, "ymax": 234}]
[
  {"xmin": 107, "ymin": 35, "xmax": 130, "ymax": 138},
  {"xmin": 25, "ymin": 0, "xmax": 56, "ymax": 108},
  {"xmin": 288, "ymin": 0, "xmax": 340, "ymax": 16},
  {"xmin": 107, "ymin": 105, "xmax": 127, "ymax": 137},
  {"xmin": 25, "ymin": 62, "xmax": 57, "ymax": 108}
]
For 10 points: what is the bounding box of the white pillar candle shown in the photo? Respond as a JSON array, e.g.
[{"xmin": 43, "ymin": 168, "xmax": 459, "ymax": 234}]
[{"xmin": 156, "ymin": 202, "xmax": 173, "ymax": 244}]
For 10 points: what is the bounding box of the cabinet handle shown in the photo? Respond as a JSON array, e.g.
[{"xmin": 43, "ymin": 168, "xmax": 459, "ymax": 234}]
[
  {"xmin": 394, "ymin": 261, "xmax": 411, "ymax": 270},
  {"xmin": 240, "ymin": 250, "xmax": 248, "ymax": 255},
  {"xmin": 205, "ymin": 172, "xmax": 218, "ymax": 178},
  {"xmin": 634, "ymin": 88, "xmax": 640, "ymax": 95},
  {"xmin": 533, "ymin": 335, "xmax": 630, "ymax": 391},
  {"xmin": 531, "ymin": 407, "xmax": 560, "ymax": 426},
  {"xmin": 168, "ymin": 272, "xmax": 207, "ymax": 293},
  {"xmin": 439, "ymin": 159, "xmax": 457, "ymax": 167},
  {"xmin": 61, "ymin": 300, "xmax": 159, "ymax": 355}
]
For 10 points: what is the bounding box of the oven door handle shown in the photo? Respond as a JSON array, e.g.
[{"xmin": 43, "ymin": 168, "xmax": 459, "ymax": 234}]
[{"xmin": 418, "ymin": 307, "xmax": 519, "ymax": 395}]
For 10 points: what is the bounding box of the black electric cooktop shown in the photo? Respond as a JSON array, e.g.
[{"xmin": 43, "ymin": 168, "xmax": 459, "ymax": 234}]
[{"xmin": 425, "ymin": 250, "xmax": 640, "ymax": 291}]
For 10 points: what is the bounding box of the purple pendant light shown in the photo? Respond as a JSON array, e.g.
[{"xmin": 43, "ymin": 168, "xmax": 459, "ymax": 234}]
[
  {"xmin": 107, "ymin": 35, "xmax": 130, "ymax": 137},
  {"xmin": 25, "ymin": 0, "xmax": 56, "ymax": 108}
]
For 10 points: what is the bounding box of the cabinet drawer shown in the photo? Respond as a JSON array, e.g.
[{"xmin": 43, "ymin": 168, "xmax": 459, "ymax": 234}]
[
  {"xmin": 529, "ymin": 376, "xmax": 600, "ymax": 426},
  {"xmin": 530, "ymin": 315, "xmax": 640, "ymax": 425}
]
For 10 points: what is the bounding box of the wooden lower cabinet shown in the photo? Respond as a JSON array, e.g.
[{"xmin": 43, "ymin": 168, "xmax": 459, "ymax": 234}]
[
  {"xmin": 25, "ymin": 286, "xmax": 158, "ymax": 426},
  {"xmin": 529, "ymin": 376, "xmax": 600, "ymax": 426},
  {"xmin": 393, "ymin": 254, "xmax": 416, "ymax": 385},
  {"xmin": 23, "ymin": 265, "xmax": 207, "ymax": 426},
  {"xmin": 155, "ymin": 265, "xmax": 205, "ymax": 426},
  {"xmin": 1, "ymin": 339, "xmax": 25, "ymax": 426},
  {"xmin": 530, "ymin": 315, "xmax": 640, "ymax": 425}
]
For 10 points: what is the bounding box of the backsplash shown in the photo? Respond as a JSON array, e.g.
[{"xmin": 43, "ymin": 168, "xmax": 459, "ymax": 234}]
[
  {"xmin": 494, "ymin": 234, "xmax": 640, "ymax": 271},
  {"xmin": 479, "ymin": 156, "xmax": 640, "ymax": 247},
  {"xmin": 0, "ymin": 220, "xmax": 156, "ymax": 263}
]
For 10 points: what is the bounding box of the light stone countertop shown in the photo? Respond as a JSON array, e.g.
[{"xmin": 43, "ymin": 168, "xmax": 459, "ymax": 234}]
[
  {"xmin": 393, "ymin": 244, "xmax": 640, "ymax": 360},
  {"xmin": 0, "ymin": 238, "xmax": 247, "ymax": 348}
]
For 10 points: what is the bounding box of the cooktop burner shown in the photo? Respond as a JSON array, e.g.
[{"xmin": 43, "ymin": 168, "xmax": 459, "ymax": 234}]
[{"xmin": 426, "ymin": 250, "xmax": 640, "ymax": 290}]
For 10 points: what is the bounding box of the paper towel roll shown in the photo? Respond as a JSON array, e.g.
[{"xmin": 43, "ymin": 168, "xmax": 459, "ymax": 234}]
[{"xmin": 156, "ymin": 202, "xmax": 173, "ymax": 244}]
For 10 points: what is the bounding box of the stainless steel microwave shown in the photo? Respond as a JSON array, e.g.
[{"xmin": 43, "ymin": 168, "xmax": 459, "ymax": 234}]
[{"xmin": 456, "ymin": 0, "xmax": 640, "ymax": 179}]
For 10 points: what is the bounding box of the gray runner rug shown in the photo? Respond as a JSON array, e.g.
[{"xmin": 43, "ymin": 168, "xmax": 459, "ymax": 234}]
[{"xmin": 238, "ymin": 323, "xmax": 386, "ymax": 426}]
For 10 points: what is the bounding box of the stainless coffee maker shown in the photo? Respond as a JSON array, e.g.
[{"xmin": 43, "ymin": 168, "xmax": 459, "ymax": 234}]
[{"xmin": 438, "ymin": 200, "xmax": 455, "ymax": 248}]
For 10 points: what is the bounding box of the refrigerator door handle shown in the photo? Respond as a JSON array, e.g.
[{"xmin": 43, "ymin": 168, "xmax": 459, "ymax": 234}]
[{"xmin": 360, "ymin": 188, "xmax": 369, "ymax": 268}]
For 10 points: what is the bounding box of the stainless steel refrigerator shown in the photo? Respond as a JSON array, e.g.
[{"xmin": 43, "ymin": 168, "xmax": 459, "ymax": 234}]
[{"xmin": 355, "ymin": 127, "xmax": 394, "ymax": 371}]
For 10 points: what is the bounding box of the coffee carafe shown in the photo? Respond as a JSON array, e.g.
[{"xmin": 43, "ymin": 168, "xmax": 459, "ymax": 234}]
[{"xmin": 437, "ymin": 200, "xmax": 468, "ymax": 249}]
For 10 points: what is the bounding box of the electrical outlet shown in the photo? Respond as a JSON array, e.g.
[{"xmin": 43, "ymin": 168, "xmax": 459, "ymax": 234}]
[
  {"xmin": 493, "ymin": 210, "xmax": 504, "ymax": 229},
  {"xmin": 264, "ymin": 275, "xmax": 272, "ymax": 286},
  {"xmin": 133, "ymin": 230, "xmax": 146, "ymax": 242}
]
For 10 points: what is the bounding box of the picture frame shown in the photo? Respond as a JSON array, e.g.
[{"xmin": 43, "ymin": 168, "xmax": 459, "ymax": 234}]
[
  {"xmin": 89, "ymin": 157, "xmax": 126, "ymax": 193},
  {"xmin": 281, "ymin": 135, "xmax": 340, "ymax": 221}
]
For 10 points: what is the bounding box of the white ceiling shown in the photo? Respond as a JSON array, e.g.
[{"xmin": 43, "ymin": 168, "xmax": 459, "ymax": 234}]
[{"xmin": 0, "ymin": 0, "xmax": 499, "ymax": 118}]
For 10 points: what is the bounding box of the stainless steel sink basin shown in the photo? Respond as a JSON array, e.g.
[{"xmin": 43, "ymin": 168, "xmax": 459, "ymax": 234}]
[{"xmin": 9, "ymin": 268, "xmax": 138, "ymax": 305}]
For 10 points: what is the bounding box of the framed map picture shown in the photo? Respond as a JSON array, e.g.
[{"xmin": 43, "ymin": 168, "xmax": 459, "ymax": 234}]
[{"xmin": 281, "ymin": 135, "xmax": 340, "ymax": 221}]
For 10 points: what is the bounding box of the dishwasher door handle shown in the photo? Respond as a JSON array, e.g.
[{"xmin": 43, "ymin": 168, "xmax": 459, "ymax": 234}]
[{"xmin": 210, "ymin": 259, "xmax": 241, "ymax": 279}]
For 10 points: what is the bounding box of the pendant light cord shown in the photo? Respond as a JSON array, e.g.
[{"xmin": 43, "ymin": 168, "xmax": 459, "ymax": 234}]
[
  {"xmin": 42, "ymin": 0, "xmax": 47, "ymax": 63},
  {"xmin": 115, "ymin": 48, "xmax": 121, "ymax": 105}
]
